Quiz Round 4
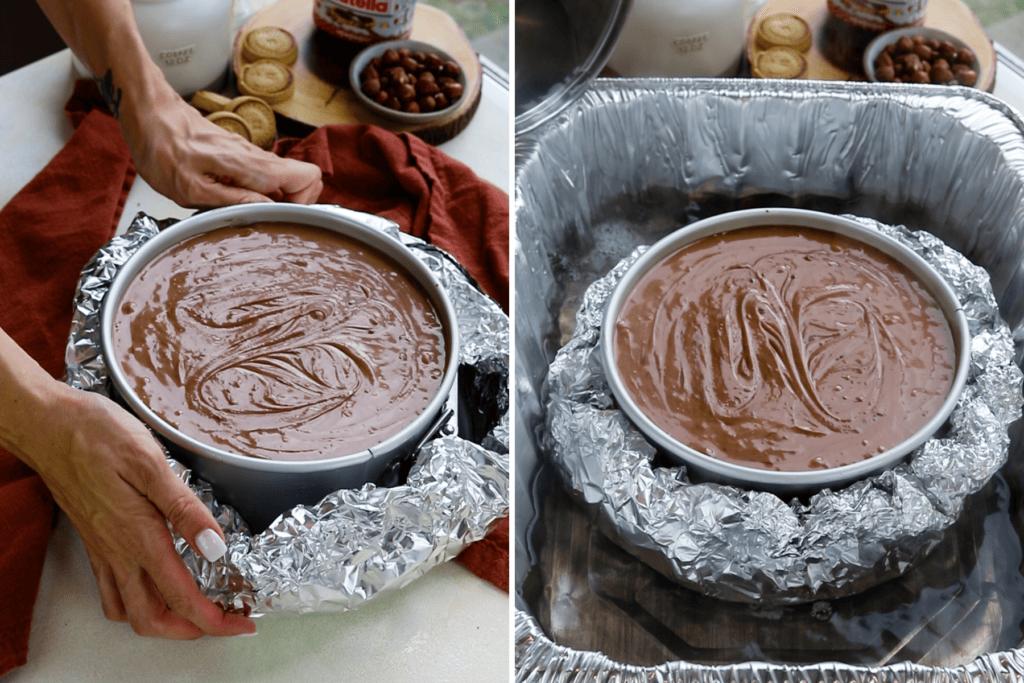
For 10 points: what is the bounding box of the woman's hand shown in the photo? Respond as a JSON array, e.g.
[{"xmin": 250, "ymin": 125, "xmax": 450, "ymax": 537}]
[
  {"xmin": 51, "ymin": 390, "xmax": 255, "ymax": 638},
  {"xmin": 119, "ymin": 85, "xmax": 324, "ymax": 209},
  {"xmin": 35, "ymin": 0, "xmax": 324, "ymax": 210},
  {"xmin": 1, "ymin": 330, "xmax": 255, "ymax": 639}
]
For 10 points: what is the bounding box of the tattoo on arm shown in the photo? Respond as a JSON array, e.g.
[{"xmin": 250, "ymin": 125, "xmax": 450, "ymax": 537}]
[{"xmin": 94, "ymin": 69, "xmax": 123, "ymax": 119}]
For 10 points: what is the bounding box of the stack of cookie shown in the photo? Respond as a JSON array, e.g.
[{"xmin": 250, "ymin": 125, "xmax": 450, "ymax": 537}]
[
  {"xmin": 190, "ymin": 26, "xmax": 299, "ymax": 149},
  {"xmin": 750, "ymin": 13, "xmax": 812, "ymax": 79}
]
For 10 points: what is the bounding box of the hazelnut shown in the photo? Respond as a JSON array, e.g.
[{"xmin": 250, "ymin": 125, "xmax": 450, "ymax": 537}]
[
  {"xmin": 875, "ymin": 65, "xmax": 895, "ymax": 81},
  {"xmin": 938, "ymin": 40, "xmax": 958, "ymax": 59},
  {"xmin": 442, "ymin": 81, "xmax": 463, "ymax": 100},
  {"xmin": 443, "ymin": 60, "xmax": 462, "ymax": 77},
  {"xmin": 386, "ymin": 66, "xmax": 408, "ymax": 84},
  {"xmin": 930, "ymin": 64, "xmax": 954, "ymax": 83},
  {"xmin": 416, "ymin": 78, "xmax": 440, "ymax": 95},
  {"xmin": 397, "ymin": 83, "xmax": 417, "ymax": 101},
  {"xmin": 361, "ymin": 78, "xmax": 381, "ymax": 97},
  {"xmin": 957, "ymin": 68, "xmax": 978, "ymax": 87},
  {"xmin": 424, "ymin": 53, "xmax": 443, "ymax": 71},
  {"xmin": 900, "ymin": 53, "xmax": 923, "ymax": 72},
  {"xmin": 381, "ymin": 49, "xmax": 400, "ymax": 66},
  {"xmin": 956, "ymin": 47, "xmax": 976, "ymax": 65}
]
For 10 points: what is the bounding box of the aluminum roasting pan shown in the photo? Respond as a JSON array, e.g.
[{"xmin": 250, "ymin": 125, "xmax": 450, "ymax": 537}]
[{"xmin": 515, "ymin": 78, "xmax": 1024, "ymax": 681}]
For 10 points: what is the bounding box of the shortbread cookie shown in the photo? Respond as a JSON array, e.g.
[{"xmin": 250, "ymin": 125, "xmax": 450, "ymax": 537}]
[
  {"xmin": 191, "ymin": 90, "xmax": 232, "ymax": 113},
  {"xmin": 229, "ymin": 96, "xmax": 276, "ymax": 149},
  {"xmin": 206, "ymin": 111, "xmax": 253, "ymax": 142},
  {"xmin": 752, "ymin": 46, "xmax": 808, "ymax": 79},
  {"xmin": 241, "ymin": 26, "xmax": 299, "ymax": 66},
  {"xmin": 238, "ymin": 59, "xmax": 296, "ymax": 104}
]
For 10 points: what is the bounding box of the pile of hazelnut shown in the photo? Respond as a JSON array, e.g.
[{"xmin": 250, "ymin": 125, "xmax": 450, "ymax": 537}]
[
  {"xmin": 873, "ymin": 34, "xmax": 978, "ymax": 87},
  {"xmin": 358, "ymin": 47, "xmax": 465, "ymax": 115}
]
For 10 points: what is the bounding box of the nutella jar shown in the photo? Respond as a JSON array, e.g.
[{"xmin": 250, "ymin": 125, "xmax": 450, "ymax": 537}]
[
  {"xmin": 827, "ymin": 0, "xmax": 927, "ymax": 32},
  {"xmin": 824, "ymin": 0, "xmax": 927, "ymax": 72},
  {"xmin": 313, "ymin": 0, "xmax": 417, "ymax": 45}
]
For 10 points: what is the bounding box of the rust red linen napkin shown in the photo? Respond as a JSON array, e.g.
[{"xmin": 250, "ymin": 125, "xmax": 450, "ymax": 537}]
[{"xmin": 0, "ymin": 82, "xmax": 508, "ymax": 677}]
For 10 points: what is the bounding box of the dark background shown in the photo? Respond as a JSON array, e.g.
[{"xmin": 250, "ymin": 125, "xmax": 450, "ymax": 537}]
[{"xmin": 1, "ymin": 4, "xmax": 67, "ymax": 75}]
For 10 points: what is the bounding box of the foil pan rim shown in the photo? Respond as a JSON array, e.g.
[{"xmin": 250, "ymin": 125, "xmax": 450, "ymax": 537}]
[
  {"xmin": 514, "ymin": 77, "xmax": 1024, "ymax": 170},
  {"xmin": 65, "ymin": 208, "xmax": 510, "ymax": 616},
  {"xmin": 513, "ymin": 610, "xmax": 1024, "ymax": 682}
]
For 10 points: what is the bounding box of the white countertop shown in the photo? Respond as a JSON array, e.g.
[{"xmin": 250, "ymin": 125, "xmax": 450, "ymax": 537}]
[{"xmin": 0, "ymin": 49, "xmax": 510, "ymax": 683}]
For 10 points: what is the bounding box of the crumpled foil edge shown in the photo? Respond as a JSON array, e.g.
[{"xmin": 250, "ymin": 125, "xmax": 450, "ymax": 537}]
[
  {"xmin": 543, "ymin": 215, "xmax": 1023, "ymax": 606},
  {"xmin": 64, "ymin": 208, "xmax": 509, "ymax": 615},
  {"xmin": 514, "ymin": 610, "xmax": 1024, "ymax": 683}
]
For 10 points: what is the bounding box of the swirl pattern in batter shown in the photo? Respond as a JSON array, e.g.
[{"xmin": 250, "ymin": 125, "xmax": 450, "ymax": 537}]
[
  {"xmin": 612, "ymin": 225, "xmax": 956, "ymax": 471},
  {"xmin": 112, "ymin": 223, "xmax": 446, "ymax": 461}
]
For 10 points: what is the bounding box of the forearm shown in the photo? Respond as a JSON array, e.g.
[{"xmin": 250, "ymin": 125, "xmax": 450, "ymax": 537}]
[
  {"xmin": 34, "ymin": 0, "xmax": 177, "ymax": 148},
  {"xmin": 35, "ymin": 0, "xmax": 153, "ymax": 85},
  {"xmin": 0, "ymin": 326, "xmax": 76, "ymax": 472},
  {"xmin": 35, "ymin": 0, "xmax": 324, "ymax": 209}
]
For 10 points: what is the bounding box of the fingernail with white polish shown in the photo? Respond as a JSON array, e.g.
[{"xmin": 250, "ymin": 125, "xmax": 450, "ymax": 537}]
[
  {"xmin": 235, "ymin": 631, "xmax": 258, "ymax": 638},
  {"xmin": 196, "ymin": 528, "xmax": 227, "ymax": 562}
]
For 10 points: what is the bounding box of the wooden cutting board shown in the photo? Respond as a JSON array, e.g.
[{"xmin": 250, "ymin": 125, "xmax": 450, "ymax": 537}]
[
  {"xmin": 233, "ymin": 0, "xmax": 483, "ymax": 144},
  {"xmin": 747, "ymin": 0, "xmax": 996, "ymax": 92}
]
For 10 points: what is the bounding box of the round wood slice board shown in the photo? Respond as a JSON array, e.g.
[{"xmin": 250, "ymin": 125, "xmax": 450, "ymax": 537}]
[
  {"xmin": 234, "ymin": 0, "xmax": 483, "ymax": 144},
  {"xmin": 747, "ymin": 0, "xmax": 996, "ymax": 92}
]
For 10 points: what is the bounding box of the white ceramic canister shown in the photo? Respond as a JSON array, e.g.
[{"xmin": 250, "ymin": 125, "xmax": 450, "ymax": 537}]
[
  {"xmin": 75, "ymin": 0, "xmax": 234, "ymax": 96},
  {"xmin": 129, "ymin": 0, "xmax": 234, "ymax": 96},
  {"xmin": 607, "ymin": 0, "xmax": 748, "ymax": 78}
]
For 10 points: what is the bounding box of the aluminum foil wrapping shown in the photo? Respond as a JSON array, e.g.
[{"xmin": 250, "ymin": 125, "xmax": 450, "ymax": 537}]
[
  {"xmin": 515, "ymin": 78, "xmax": 1024, "ymax": 681},
  {"xmin": 65, "ymin": 207, "xmax": 509, "ymax": 615},
  {"xmin": 544, "ymin": 216, "xmax": 1021, "ymax": 605}
]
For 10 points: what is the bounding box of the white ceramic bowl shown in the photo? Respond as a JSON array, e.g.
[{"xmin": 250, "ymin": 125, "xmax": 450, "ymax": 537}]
[
  {"xmin": 349, "ymin": 39, "xmax": 466, "ymax": 124},
  {"xmin": 863, "ymin": 27, "xmax": 982, "ymax": 87},
  {"xmin": 601, "ymin": 208, "xmax": 971, "ymax": 495},
  {"xmin": 101, "ymin": 204, "xmax": 460, "ymax": 529}
]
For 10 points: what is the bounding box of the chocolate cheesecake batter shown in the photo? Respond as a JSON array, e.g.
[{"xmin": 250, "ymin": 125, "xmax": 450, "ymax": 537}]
[
  {"xmin": 112, "ymin": 223, "xmax": 447, "ymax": 461},
  {"xmin": 612, "ymin": 226, "xmax": 956, "ymax": 471}
]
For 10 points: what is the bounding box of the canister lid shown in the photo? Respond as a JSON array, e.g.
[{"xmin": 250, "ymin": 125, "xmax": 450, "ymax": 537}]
[{"xmin": 515, "ymin": 0, "xmax": 632, "ymax": 136}]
